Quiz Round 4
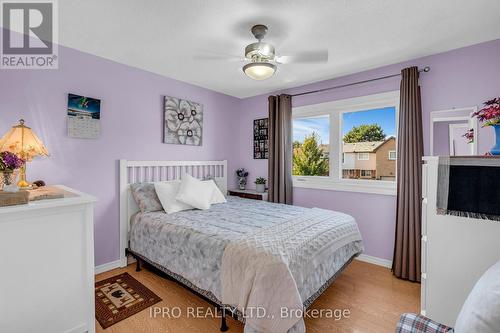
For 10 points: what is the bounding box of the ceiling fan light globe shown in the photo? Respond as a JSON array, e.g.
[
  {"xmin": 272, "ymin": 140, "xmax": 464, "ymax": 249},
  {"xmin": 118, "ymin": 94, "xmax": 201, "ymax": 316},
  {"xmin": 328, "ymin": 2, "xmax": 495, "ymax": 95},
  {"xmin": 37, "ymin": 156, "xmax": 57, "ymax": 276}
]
[{"xmin": 243, "ymin": 62, "xmax": 276, "ymax": 80}]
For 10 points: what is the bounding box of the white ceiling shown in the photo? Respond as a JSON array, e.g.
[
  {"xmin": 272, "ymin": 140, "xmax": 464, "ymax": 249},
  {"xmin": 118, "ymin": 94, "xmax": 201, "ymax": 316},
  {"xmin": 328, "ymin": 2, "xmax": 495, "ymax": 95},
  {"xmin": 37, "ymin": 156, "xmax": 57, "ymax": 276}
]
[{"xmin": 58, "ymin": 0, "xmax": 500, "ymax": 98}]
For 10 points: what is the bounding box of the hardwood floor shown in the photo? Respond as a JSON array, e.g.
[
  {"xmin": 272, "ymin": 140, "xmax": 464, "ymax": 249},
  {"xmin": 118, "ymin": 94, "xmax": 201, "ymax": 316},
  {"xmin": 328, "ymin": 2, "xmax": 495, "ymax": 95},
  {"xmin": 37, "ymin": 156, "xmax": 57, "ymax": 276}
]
[{"xmin": 95, "ymin": 260, "xmax": 419, "ymax": 333}]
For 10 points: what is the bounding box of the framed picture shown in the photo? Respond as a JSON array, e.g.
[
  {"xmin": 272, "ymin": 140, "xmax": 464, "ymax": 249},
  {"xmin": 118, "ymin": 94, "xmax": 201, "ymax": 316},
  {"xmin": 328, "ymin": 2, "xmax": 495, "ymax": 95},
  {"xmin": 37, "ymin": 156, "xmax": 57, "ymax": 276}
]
[
  {"xmin": 253, "ymin": 117, "xmax": 269, "ymax": 159},
  {"xmin": 67, "ymin": 93, "xmax": 101, "ymax": 139},
  {"xmin": 163, "ymin": 96, "xmax": 203, "ymax": 146}
]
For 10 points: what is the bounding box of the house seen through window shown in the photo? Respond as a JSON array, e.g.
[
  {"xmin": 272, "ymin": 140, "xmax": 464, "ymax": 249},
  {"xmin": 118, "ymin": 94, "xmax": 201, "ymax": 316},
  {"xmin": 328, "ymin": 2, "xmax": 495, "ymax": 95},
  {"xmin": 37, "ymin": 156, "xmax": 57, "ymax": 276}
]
[
  {"xmin": 292, "ymin": 102, "xmax": 397, "ymax": 182},
  {"xmin": 341, "ymin": 107, "xmax": 397, "ymax": 181}
]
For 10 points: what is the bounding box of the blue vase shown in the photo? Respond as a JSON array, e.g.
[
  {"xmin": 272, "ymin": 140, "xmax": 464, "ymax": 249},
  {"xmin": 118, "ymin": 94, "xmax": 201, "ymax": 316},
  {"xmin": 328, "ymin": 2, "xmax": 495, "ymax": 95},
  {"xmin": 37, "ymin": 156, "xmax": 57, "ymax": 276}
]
[{"xmin": 492, "ymin": 124, "xmax": 500, "ymax": 155}]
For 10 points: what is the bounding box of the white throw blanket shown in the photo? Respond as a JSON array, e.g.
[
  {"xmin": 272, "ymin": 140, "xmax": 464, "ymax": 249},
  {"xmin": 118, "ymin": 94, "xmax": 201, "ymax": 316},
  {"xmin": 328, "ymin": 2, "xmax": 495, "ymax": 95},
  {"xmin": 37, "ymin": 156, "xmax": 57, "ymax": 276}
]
[{"xmin": 221, "ymin": 208, "xmax": 363, "ymax": 333}]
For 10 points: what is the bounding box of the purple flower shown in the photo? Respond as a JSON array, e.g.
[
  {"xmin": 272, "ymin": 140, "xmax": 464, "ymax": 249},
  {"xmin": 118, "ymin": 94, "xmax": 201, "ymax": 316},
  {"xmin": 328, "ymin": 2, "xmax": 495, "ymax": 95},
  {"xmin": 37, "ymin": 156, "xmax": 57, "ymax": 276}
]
[
  {"xmin": 472, "ymin": 97, "xmax": 500, "ymax": 127},
  {"xmin": 0, "ymin": 151, "xmax": 25, "ymax": 171},
  {"xmin": 484, "ymin": 98, "xmax": 499, "ymax": 106},
  {"xmin": 236, "ymin": 168, "xmax": 249, "ymax": 178}
]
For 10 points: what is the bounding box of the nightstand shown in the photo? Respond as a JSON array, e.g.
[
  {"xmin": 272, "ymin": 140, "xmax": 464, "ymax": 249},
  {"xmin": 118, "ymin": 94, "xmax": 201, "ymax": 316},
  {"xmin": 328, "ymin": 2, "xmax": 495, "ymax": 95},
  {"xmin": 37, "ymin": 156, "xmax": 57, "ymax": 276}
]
[
  {"xmin": 0, "ymin": 185, "xmax": 96, "ymax": 333},
  {"xmin": 228, "ymin": 189, "xmax": 268, "ymax": 201}
]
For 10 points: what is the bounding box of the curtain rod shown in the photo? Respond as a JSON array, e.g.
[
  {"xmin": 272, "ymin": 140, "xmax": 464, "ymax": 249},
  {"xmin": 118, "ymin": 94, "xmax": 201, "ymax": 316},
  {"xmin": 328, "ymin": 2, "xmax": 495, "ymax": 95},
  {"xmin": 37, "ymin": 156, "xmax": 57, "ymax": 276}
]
[{"xmin": 290, "ymin": 66, "xmax": 430, "ymax": 97}]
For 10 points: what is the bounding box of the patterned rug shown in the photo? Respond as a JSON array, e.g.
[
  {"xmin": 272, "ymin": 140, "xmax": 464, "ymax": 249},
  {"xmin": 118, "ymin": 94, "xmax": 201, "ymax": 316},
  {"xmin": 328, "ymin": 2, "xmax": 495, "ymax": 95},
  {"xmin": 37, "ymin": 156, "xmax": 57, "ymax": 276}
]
[{"xmin": 95, "ymin": 272, "xmax": 162, "ymax": 328}]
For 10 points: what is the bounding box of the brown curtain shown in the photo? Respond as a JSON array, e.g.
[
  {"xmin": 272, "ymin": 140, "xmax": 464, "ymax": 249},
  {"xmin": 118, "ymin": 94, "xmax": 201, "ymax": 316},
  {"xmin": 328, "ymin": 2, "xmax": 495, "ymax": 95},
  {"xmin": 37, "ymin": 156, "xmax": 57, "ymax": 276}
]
[
  {"xmin": 268, "ymin": 94, "xmax": 293, "ymax": 204},
  {"xmin": 392, "ymin": 67, "xmax": 424, "ymax": 282}
]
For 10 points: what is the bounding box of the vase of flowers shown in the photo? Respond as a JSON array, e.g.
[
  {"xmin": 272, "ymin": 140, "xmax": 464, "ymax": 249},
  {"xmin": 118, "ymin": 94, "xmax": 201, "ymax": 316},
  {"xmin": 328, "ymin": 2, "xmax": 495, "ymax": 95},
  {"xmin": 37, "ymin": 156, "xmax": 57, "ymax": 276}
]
[
  {"xmin": 236, "ymin": 168, "xmax": 249, "ymax": 190},
  {"xmin": 472, "ymin": 97, "xmax": 500, "ymax": 155},
  {"xmin": 492, "ymin": 125, "xmax": 500, "ymax": 155},
  {"xmin": 255, "ymin": 177, "xmax": 267, "ymax": 193},
  {"xmin": 0, "ymin": 151, "xmax": 25, "ymax": 191}
]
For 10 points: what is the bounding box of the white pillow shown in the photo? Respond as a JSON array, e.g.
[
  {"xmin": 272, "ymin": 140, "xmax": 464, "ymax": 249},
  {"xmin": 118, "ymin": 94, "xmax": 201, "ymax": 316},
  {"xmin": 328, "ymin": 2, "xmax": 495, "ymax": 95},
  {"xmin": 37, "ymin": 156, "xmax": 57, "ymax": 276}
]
[
  {"xmin": 454, "ymin": 260, "xmax": 500, "ymax": 333},
  {"xmin": 154, "ymin": 181, "xmax": 193, "ymax": 214},
  {"xmin": 176, "ymin": 174, "xmax": 215, "ymax": 210},
  {"xmin": 207, "ymin": 179, "xmax": 226, "ymax": 204}
]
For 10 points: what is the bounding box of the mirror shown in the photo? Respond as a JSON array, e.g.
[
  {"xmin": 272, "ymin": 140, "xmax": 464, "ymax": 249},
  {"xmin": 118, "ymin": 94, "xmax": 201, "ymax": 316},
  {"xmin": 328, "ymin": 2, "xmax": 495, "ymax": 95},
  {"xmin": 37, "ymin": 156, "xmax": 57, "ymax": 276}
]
[{"xmin": 430, "ymin": 107, "xmax": 478, "ymax": 156}]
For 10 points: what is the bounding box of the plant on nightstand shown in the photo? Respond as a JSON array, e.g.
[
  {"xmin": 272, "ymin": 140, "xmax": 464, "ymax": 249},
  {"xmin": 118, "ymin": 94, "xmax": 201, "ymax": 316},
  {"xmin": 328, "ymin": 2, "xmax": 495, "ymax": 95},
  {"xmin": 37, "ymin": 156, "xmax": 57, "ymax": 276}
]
[
  {"xmin": 0, "ymin": 151, "xmax": 25, "ymax": 192},
  {"xmin": 236, "ymin": 168, "xmax": 249, "ymax": 190},
  {"xmin": 255, "ymin": 177, "xmax": 266, "ymax": 193}
]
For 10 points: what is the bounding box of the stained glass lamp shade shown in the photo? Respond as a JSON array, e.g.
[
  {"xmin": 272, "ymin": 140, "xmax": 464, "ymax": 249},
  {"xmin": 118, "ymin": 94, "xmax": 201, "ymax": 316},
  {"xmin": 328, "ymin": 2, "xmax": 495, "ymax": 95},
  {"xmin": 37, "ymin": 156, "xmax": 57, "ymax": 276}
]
[{"xmin": 0, "ymin": 119, "xmax": 49, "ymax": 187}]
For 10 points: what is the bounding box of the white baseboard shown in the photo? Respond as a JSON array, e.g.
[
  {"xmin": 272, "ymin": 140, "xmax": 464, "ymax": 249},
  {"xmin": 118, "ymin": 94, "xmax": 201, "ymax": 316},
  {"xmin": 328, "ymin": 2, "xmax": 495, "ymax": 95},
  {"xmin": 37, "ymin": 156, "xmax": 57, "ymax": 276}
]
[
  {"xmin": 94, "ymin": 259, "xmax": 122, "ymax": 274},
  {"xmin": 355, "ymin": 254, "xmax": 392, "ymax": 268}
]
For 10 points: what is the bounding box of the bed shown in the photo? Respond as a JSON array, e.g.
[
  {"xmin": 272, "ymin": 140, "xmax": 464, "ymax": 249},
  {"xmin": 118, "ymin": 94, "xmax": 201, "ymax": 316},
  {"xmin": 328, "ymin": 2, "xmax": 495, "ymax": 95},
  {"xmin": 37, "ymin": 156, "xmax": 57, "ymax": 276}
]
[{"xmin": 119, "ymin": 160, "xmax": 364, "ymax": 333}]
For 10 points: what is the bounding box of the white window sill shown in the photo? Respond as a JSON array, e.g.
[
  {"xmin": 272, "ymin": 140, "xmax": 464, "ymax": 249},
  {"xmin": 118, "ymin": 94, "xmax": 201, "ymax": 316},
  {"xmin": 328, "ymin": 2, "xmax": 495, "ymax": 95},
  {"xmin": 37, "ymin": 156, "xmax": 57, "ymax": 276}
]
[{"xmin": 293, "ymin": 177, "xmax": 397, "ymax": 196}]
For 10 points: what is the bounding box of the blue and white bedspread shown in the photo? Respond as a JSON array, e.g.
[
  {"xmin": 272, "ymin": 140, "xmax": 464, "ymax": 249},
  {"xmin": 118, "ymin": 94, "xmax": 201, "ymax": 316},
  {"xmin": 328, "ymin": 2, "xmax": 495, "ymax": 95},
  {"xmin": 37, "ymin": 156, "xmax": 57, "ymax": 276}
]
[{"xmin": 129, "ymin": 197, "xmax": 363, "ymax": 333}]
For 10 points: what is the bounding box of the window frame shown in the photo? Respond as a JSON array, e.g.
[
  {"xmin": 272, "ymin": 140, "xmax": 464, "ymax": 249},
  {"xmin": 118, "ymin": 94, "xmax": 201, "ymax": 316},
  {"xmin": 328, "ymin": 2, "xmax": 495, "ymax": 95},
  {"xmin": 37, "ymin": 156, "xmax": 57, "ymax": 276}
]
[
  {"xmin": 357, "ymin": 152, "xmax": 369, "ymax": 161},
  {"xmin": 360, "ymin": 170, "xmax": 372, "ymax": 177},
  {"xmin": 388, "ymin": 150, "xmax": 397, "ymax": 160},
  {"xmin": 292, "ymin": 91, "xmax": 399, "ymax": 196}
]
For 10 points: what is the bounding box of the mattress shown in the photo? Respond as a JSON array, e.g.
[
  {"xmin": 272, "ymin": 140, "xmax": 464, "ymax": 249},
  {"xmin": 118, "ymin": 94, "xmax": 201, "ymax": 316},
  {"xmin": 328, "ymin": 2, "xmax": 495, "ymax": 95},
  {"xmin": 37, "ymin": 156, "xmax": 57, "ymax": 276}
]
[{"xmin": 129, "ymin": 196, "xmax": 363, "ymax": 306}]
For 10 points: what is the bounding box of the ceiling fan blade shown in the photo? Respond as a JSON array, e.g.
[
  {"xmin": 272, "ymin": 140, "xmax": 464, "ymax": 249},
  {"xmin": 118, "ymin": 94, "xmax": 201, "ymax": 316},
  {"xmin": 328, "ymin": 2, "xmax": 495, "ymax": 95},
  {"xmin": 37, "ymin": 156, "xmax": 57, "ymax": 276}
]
[
  {"xmin": 275, "ymin": 50, "xmax": 328, "ymax": 64},
  {"xmin": 192, "ymin": 52, "xmax": 245, "ymax": 62}
]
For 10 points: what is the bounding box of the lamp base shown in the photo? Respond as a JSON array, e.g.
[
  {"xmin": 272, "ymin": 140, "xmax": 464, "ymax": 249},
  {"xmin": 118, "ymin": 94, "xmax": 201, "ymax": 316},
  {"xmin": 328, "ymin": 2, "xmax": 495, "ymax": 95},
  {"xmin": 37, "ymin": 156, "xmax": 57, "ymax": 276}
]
[
  {"xmin": 17, "ymin": 164, "xmax": 29, "ymax": 188},
  {"xmin": 17, "ymin": 179, "xmax": 30, "ymax": 188}
]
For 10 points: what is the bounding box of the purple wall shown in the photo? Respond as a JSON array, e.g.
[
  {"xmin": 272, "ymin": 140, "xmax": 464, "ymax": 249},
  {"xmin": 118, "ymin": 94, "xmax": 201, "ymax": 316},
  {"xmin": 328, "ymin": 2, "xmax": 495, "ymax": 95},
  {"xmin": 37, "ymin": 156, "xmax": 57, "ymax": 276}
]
[
  {"xmin": 1, "ymin": 34, "xmax": 499, "ymax": 266},
  {"xmin": 235, "ymin": 39, "xmax": 500, "ymax": 261},
  {"xmin": 0, "ymin": 45, "xmax": 241, "ymax": 266},
  {"xmin": 433, "ymin": 120, "xmax": 468, "ymax": 155}
]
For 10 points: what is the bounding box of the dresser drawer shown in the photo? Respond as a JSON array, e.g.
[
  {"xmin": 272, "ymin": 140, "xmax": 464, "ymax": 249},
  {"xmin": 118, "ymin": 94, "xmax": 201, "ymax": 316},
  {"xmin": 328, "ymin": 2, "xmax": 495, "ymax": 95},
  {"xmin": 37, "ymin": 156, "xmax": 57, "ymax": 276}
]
[{"xmin": 228, "ymin": 190, "xmax": 266, "ymax": 201}]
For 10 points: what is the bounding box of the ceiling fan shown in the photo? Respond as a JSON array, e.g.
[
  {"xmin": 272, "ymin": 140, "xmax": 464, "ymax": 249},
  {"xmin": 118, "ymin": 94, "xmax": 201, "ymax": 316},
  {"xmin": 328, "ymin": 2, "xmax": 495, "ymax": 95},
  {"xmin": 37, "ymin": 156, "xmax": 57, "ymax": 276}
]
[{"xmin": 242, "ymin": 24, "xmax": 328, "ymax": 80}]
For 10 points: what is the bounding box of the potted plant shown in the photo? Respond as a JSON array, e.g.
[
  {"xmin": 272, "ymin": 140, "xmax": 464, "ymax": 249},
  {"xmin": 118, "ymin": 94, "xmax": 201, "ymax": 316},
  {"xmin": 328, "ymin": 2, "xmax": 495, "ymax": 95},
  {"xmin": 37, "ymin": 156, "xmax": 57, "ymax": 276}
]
[
  {"xmin": 236, "ymin": 168, "xmax": 249, "ymax": 190},
  {"xmin": 472, "ymin": 97, "xmax": 500, "ymax": 155},
  {"xmin": 254, "ymin": 177, "xmax": 267, "ymax": 193},
  {"xmin": 0, "ymin": 151, "xmax": 25, "ymax": 191}
]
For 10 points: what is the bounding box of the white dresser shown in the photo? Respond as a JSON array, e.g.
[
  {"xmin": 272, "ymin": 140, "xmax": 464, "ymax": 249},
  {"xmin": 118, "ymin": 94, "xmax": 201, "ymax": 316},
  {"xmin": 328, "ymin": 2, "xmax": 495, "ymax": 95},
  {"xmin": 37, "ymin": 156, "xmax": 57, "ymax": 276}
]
[
  {"xmin": 0, "ymin": 186, "xmax": 96, "ymax": 333},
  {"xmin": 421, "ymin": 157, "xmax": 500, "ymax": 326}
]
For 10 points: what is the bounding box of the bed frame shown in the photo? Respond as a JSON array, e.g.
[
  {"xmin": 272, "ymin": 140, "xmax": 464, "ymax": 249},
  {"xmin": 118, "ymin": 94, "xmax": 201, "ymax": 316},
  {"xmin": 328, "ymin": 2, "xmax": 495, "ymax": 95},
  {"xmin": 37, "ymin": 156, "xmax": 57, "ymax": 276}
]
[
  {"xmin": 119, "ymin": 159, "xmax": 230, "ymax": 330},
  {"xmin": 119, "ymin": 159, "xmax": 359, "ymax": 332},
  {"xmin": 119, "ymin": 159, "xmax": 228, "ymax": 268}
]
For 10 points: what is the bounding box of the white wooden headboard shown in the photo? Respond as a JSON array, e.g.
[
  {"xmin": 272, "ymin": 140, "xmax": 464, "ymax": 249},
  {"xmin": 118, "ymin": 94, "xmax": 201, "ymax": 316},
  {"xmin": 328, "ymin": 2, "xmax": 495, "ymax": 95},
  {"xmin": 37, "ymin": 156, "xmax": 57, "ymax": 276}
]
[{"xmin": 119, "ymin": 159, "xmax": 228, "ymax": 267}]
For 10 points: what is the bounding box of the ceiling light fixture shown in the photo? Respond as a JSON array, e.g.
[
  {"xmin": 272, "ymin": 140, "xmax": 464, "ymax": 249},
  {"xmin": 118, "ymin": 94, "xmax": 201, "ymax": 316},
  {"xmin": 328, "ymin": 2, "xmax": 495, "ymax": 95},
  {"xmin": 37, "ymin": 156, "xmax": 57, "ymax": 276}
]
[
  {"xmin": 242, "ymin": 24, "xmax": 276, "ymax": 80},
  {"xmin": 243, "ymin": 61, "xmax": 276, "ymax": 80},
  {"xmin": 239, "ymin": 24, "xmax": 328, "ymax": 80}
]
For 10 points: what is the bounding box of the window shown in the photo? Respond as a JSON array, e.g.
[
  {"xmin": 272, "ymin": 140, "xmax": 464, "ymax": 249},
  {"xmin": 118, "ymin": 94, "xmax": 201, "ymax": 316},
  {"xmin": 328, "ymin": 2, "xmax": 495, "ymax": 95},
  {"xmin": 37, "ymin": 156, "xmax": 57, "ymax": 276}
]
[
  {"xmin": 292, "ymin": 91, "xmax": 399, "ymax": 195},
  {"xmin": 361, "ymin": 170, "xmax": 372, "ymax": 177},
  {"xmin": 357, "ymin": 153, "xmax": 369, "ymax": 160},
  {"xmin": 292, "ymin": 115, "xmax": 330, "ymax": 176},
  {"xmin": 342, "ymin": 107, "xmax": 396, "ymax": 181}
]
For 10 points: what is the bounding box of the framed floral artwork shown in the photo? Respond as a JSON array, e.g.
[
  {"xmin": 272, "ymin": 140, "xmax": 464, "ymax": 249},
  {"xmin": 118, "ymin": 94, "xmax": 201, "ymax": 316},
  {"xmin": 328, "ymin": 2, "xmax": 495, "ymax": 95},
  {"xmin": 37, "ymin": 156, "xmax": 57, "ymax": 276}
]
[{"xmin": 163, "ymin": 96, "xmax": 203, "ymax": 146}]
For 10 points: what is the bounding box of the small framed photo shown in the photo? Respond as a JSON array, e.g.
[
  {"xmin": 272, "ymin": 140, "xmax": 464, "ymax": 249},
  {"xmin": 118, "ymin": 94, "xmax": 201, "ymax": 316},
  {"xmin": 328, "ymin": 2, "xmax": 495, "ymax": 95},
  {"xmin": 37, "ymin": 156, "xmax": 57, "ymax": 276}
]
[{"xmin": 253, "ymin": 118, "xmax": 269, "ymax": 159}]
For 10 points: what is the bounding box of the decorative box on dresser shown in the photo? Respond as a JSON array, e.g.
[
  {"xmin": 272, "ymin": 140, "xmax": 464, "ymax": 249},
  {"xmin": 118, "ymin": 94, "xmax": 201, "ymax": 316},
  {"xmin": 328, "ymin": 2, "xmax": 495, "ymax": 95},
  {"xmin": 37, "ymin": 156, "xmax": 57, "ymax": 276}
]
[
  {"xmin": 421, "ymin": 157, "xmax": 500, "ymax": 327},
  {"xmin": 0, "ymin": 185, "xmax": 97, "ymax": 333}
]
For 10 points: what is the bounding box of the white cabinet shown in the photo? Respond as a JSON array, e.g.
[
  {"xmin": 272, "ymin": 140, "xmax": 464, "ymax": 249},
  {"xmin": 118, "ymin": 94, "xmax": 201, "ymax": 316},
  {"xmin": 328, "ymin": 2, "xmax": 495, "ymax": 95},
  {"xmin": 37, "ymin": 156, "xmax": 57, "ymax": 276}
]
[
  {"xmin": 0, "ymin": 186, "xmax": 96, "ymax": 333},
  {"xmin": 421, "ymin": 157, "xmax": 500, "ymax": 326}
]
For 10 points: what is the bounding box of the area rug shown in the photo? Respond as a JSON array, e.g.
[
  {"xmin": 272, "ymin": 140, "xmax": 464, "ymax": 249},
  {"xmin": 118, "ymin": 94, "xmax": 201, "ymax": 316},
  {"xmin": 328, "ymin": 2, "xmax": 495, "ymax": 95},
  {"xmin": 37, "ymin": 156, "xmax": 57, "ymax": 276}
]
[{"xmin": 95, "ymin": 272, "xmax": 162, "ymax": 328}]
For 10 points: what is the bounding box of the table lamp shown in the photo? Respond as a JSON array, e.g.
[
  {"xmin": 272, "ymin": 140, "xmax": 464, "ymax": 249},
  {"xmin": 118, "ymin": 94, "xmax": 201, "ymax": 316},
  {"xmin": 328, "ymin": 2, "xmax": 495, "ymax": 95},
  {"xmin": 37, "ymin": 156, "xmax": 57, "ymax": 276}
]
[{"xmin": 0, "ymin": 119, "xmax": 49, "ymax": 187}]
